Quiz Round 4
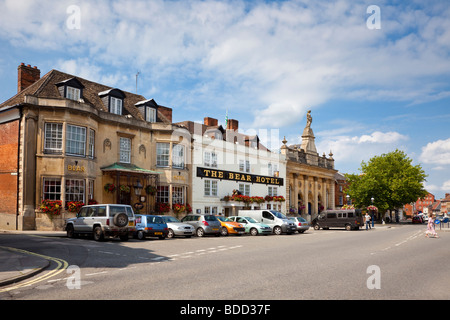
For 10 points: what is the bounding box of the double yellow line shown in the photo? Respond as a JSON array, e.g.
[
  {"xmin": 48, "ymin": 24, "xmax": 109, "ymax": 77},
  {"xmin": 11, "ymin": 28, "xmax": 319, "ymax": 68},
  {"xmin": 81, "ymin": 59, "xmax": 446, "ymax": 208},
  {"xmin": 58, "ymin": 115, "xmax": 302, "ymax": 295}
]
[{"xmin": 0, "ymin": 246, "xmax": 69, "ymax": 293}]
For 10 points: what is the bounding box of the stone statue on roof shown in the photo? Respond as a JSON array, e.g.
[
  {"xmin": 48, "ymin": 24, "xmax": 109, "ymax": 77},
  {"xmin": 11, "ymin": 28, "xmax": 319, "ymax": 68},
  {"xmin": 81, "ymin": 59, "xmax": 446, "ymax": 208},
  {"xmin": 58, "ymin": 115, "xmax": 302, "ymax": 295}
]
[{"xmin": 306, "ymin": 110, "xmax": 312, "ymax": 128}]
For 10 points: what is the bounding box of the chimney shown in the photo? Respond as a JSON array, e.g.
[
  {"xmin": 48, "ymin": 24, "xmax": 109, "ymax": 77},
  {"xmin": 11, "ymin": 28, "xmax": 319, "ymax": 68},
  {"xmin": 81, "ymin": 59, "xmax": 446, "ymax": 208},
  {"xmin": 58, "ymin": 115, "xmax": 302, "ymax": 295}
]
[
  {"xmin": 18, "ymin": 63, "xmax": 40, "ymax": 93},
  {"xmin": 204, "ymin": 117, "xmax": 218, "ymax": 127},
  {"xmin": 226, "ymin": 119, "xmax": 239, "ymax": 132}
]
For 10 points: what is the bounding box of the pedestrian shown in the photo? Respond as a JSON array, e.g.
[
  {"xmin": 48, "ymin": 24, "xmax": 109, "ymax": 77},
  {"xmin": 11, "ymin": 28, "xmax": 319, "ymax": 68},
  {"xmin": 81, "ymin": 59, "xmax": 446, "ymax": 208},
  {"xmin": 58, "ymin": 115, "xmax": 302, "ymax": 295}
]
[
  {"xmin": 425, "ymin": 213, "xmax": 439, "ymax": 238},
  {"xmin": 365, "ymin": 212, "xmax": 372, "ymax": 230}
]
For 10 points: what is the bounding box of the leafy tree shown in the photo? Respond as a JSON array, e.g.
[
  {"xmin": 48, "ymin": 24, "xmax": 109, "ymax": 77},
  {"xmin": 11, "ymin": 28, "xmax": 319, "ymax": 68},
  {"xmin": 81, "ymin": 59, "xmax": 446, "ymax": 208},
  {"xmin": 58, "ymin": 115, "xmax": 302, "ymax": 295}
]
[{"xmin": 345, "ymin": 149, "xmax": 428, "ymax": 219}]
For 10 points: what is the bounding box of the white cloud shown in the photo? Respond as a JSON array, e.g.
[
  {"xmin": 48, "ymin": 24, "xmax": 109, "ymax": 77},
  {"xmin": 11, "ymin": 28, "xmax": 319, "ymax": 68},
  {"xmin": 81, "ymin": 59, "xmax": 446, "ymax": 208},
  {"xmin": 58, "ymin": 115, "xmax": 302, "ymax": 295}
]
[{"xmin": 419, "ymin": 137, "xmax": 450, "ymax": 165}]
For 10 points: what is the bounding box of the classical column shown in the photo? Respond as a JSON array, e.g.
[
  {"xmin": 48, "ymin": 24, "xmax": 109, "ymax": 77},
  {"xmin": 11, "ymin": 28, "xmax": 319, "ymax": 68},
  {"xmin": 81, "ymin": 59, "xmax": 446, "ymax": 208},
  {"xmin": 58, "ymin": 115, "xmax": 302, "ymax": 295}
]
[
  {"xmin": 313, "ymin": 177, "xmax": 318, "ymax": 219},
  {"xmin": 293, "ymin": 173, "xmax": 298, "ymax": 212},
  {"xmin": 303, "ymin": 175, "xmax": 309, "ymax": 220},
  {"xmin": 321, "ymin": 178, "xmax": 327, "ymax": 210},
  {"xmin": 330, "ymin": 179, "xmax": 335, "ymax": 209}
]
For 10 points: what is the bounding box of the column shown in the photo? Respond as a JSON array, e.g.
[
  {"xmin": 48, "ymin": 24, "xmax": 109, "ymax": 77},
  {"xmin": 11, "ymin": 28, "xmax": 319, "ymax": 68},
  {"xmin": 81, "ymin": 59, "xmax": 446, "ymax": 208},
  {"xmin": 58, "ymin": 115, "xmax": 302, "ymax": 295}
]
[
  {"xmin": 321, "ymin": 178, "xmax": 327, "ymax": 210},
  {"xmin": 293, "ymin": 173, "xmax": 298, "ymax": 212},
  {"xmin": 313, "ymin": 177, "xmax": 318, "ymax": 219},
  {"xmin": 330, "ymin": 179, "xmax": 335, "ymax": 209},
  {"xmin": 303, "ymin": 175, "xmax": 309, "ymax": 220}
]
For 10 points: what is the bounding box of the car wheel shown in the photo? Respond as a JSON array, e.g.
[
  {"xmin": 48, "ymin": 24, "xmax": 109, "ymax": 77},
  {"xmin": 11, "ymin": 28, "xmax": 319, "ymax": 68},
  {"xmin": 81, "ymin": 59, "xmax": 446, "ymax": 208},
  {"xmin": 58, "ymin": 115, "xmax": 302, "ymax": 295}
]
[
  {"xmin": 220, "ymin": 227, "xmax": 228, "ymax": 236},
  {"xmin": 93, "ymin": 226, "xmax": 104, "ymax": 241},
  {"xmin": 167, "ymin": 229, "xmax": 174, "ymax": 238},
  {"xmin": 314, "ymin": 224, "xmax": 320, "ymax": 230},
  {"xmin": 273, "ymin": 226, "xmax": 282, "ymax": 235},
  {"xmin": 113, "ymin": 212, "xmax": 128, "ymax": 227},
  {"xmin": 66, "ymin": 225, "xmax": 75, "ymax": 238},
  {"xmin": 137, "ymin": 230, "xmax": 145, "ymax": 240},
  {"xmin": 196, "ymin": 228, "xmax": 205, "ymax": 237},
  {"xmin": 250, "ymin": 228, "xmax": 258, "ymax": 236},
  {"xmin": 345, "ymin": 224, "xmax": 352, "ymax": 231}
]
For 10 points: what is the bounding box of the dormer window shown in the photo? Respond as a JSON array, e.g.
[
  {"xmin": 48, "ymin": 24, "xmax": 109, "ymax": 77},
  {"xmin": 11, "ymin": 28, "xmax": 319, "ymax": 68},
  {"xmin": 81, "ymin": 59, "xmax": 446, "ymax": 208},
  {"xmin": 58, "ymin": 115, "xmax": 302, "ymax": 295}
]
[
  {"xmin": 135, "ymin": 99, "xmax": 158, "ymax": 123},
  {"xmin": 56, "ymin": 77, "xmax": 84, "ymax": 102},
  {"xmin": 98, "ymin": 88, "xmax": 125, "ymax": 116}
]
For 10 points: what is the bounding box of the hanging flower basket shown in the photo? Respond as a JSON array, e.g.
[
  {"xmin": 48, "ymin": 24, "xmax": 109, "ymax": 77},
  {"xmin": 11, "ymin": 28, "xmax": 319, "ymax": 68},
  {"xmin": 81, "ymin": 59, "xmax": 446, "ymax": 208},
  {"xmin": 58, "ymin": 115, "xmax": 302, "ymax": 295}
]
[
  {"xmin": 119, "ymin": 185, "xmax": 131, "ymax": 193},
  {"xmin": 145, "ymin": 185, "xmax": 157, "ymax": 196},
  {"xmin": 172, "ymin": 203, "xmax": 186, "ymax": 215},
  {"xmin": 367, "ymin": 205, "xmax": 378, "ymax": 211},
  {"xmin": 40, "ymin": 200, "xmax": 62, "ymax": 215},
  {"xmin": 104, "ymin": 183, "xmax": 116, "ymax": 193},
  {"xmin": 156, "ymin": 202, "xmax": 170, "ymax": 213}
]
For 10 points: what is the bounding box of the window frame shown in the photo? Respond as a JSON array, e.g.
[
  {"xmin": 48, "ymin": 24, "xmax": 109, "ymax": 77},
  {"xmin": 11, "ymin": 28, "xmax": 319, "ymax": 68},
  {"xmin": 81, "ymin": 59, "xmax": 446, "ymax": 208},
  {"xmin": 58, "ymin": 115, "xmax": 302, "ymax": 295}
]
[
  {"xmin": 119, "ymin": 137, "xmax": 131, "ymax": 164},
  {"xmin": 156, "ymin": 143, "xmax": 170, "ymax": 167},
  {"xmin": 44, "ymin": 122, "xmax": 63, "ymax": 154},
  {"xmin": 66, "ymin": 124, "xmax": 86, "ymax": 157},
  {"xmin": 110, "ymin": 96, "xmax": 123, "ymax": 115}
]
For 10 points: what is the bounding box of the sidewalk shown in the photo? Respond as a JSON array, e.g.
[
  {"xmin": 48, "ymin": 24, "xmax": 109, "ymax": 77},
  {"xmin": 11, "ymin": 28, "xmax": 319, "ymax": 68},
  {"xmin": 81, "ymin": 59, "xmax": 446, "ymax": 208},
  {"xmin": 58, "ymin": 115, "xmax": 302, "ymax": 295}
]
[{"xmin": 0, "ymin": 230, "xmax": 65, "ymax": 288}]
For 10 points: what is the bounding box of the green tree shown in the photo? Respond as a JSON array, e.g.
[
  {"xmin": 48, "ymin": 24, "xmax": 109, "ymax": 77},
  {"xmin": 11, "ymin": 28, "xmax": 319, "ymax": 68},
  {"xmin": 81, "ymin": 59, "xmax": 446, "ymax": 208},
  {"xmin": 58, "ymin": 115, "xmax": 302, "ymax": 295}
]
[{"xmin": 345, "ymin": 149, "xmax": 428, "ymax": 219}]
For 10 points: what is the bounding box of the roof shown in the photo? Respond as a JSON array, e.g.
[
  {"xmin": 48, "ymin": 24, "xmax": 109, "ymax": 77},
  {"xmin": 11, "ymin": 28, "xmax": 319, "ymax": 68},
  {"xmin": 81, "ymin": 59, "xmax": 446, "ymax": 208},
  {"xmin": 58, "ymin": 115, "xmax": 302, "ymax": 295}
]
[
  {"xmin": 0, "ymin": 69, "xmax": 172, "ymax": 124},
  {"xmin": 100, "ymin": 162, "xmax": 163, "ymax": 175}
]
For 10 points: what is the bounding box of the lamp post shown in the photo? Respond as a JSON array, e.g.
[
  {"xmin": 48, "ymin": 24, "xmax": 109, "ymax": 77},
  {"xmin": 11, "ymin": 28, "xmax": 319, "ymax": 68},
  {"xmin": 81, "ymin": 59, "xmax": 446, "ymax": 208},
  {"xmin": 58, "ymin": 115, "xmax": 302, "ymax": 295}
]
[
  {"xmin": 371, "ymin": 197, "xmax": 375, "ymax": 227},
  {"xmin": 346, "ymin": 194, "xmax": 350, "ymax": 206},
  {"xmin": 134, "ymin": 179, "xmax": 143, "ymax": 197}
]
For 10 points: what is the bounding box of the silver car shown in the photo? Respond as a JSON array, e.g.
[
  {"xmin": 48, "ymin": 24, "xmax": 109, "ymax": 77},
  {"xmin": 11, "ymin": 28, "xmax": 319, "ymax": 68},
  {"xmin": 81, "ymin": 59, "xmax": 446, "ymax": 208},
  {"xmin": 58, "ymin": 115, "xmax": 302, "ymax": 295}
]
[
  {"xmin": 161, "ymin": 215, "xmax": 195, "ymax": 238},
  {"xmin": 180, "ymin": 214, "xmax": 221, "ymax": 237},
  {"xmin": 288, "ymin": 216, "xmax": 310, "ymax": 233}
]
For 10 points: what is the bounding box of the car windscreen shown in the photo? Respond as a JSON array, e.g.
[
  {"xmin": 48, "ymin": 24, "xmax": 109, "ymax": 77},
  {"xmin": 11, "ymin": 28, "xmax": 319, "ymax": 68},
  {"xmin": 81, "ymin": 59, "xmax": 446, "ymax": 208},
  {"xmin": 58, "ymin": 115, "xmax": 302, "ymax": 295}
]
[
  {"xmin": 217, "ymin": 216, "xmax": 230, "ymax": 222},
  {"xmin": 270, "ymin": 210, "xmax": 287, "ymax": 219},
  {"xmin": 245, "ymin": 217, "xmax": 257, "ymax": 223}
]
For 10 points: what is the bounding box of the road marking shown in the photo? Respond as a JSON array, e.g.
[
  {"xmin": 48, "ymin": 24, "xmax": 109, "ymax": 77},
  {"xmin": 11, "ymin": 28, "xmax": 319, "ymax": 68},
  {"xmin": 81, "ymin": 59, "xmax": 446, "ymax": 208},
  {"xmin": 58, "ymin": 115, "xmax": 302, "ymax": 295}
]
[{"xmin": 0, "ymin": 246, "xmax": 69, "ymax": 293}]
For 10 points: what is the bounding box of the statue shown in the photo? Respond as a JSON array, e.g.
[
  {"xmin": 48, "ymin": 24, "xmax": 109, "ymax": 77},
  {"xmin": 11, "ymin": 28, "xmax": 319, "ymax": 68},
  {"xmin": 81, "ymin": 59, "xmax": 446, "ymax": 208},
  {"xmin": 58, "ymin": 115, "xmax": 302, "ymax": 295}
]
[{"xmin": 306, "ymin": 110, "xmax": 312, "ymax": 128}]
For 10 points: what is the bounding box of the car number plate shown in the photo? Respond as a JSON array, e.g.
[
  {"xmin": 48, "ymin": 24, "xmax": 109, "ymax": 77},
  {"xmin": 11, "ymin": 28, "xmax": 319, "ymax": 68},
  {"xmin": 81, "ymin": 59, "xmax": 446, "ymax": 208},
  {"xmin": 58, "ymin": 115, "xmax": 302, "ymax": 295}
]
[
  {"xmin": 128, "ymin": 222, "xmax": 134, "ymax": 226},
  {"xmin": 212, "ymin": 228, "xmax": 219, "ymax": 231},
  {"xmin": 155, "ymin": 232, "xmax": 162, "ymax": 235}
]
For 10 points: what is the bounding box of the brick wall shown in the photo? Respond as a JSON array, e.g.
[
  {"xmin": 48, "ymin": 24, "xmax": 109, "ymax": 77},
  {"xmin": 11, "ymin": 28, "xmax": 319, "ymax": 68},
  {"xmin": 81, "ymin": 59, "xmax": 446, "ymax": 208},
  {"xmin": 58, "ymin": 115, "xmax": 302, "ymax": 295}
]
[{"xmin": 0, "ymin": 120, "xmax": 19, "ymax": 218}]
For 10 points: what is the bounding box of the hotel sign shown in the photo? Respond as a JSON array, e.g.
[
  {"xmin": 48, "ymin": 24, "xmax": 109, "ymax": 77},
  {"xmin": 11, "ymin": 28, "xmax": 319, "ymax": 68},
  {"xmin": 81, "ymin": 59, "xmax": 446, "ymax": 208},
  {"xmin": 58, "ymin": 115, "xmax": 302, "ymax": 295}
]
[{"xmin": 196, "ymin": 167, "xmax": 283, "ymax": 186}]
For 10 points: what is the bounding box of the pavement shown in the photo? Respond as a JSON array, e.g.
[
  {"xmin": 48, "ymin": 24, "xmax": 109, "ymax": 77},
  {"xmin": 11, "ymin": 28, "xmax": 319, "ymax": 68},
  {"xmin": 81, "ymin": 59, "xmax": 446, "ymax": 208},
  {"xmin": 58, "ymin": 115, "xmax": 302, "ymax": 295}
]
[{"xmin": 0, "ymin": 230, "xmax": 65, "ymax": 288}]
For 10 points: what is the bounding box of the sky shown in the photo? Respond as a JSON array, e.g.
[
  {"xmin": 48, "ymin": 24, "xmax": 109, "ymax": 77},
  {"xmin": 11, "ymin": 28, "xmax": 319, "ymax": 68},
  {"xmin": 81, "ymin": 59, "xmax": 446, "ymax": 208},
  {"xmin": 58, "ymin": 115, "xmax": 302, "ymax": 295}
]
[{"xmin": 0, "ymin": 0, "xmax": 449, "ymax": 199}]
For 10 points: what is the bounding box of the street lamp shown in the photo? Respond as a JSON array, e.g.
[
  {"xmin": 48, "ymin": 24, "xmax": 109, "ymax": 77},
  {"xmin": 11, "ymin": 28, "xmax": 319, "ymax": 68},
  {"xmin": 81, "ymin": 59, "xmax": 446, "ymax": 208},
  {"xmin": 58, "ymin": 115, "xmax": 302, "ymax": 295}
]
[
  {"xmin": 346, "ymin": 194, "xmax": 350, "ymax": 205},
  {"xmin": 134, "ymin": 179, "xmax": 143, "ymax": 197}
]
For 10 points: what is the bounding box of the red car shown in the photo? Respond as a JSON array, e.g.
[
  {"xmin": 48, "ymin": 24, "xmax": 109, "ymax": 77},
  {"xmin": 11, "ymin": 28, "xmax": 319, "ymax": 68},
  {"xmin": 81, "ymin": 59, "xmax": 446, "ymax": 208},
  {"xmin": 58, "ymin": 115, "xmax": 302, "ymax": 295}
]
[{"xmin": 412, "ymin": 216, "xmax": 423, "ymax": 224}]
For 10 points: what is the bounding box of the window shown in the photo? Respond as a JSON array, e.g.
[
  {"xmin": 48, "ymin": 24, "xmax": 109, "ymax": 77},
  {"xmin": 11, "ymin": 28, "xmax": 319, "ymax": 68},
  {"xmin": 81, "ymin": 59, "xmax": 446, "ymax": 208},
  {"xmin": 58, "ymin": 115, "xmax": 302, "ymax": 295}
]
[
  {"xmin": 172, "ymin": 144, "xmax": 185, "ymax": 169},
  {"xmin": 204, "ymin": 151, "xmax": 218, "ymax": 167},
  {"xmin": 268, "ymin": 186, "xmax": 278, "ymax": 197},
  {"xmin": 172, "ymin": 186, "xmax": 184, "ymax": 204},
  {"xmin": 156, "ymin": 143, "xmax": 170, "ymax": 167},
  {"xmin": 119, "ymin": 137, "xmax": 131, "ymax": 163},
  {"xmin": 65, "ymin": 179, "xmax": 85, "ymax": 203},
  {"xmin": 204, "ymin": 180, "xmax": 218, "ymax": 196},
  {"xmin": 156, "ymin": 186, "xmax": 169, "ymax": 203},
  {"xmin": 239, "ymin": 159, "xmax": 250, "ymax": 173},
  {"xmin": 88, "ymin": 180, "xmax": 94, "ymax": 201},
  {"xmin": 146, "ymin": 107, "xmax": 156, "ymax": 122},
  {"xmin": 110, "ymin": 97, "xmax": 123, "ymax": 115},
  {"xmin": 204, "ymin": 206, "xmax": 218, "ymax": 215},
  {"xmin": 239, "ymin": 183, "xmax": 250, "ymax": 196},
  {"xmin": 43, "ymin": 178, "xmax": 61, "ymax": 200},
  {"xmin": 268, "ymin": 163, "xmax": 278, "ymax": 176},
  {"xmin": 88, "ymin": 129, "xmax": 95, "ymax": 159},
  {"xmin": 66, "ymin": 87, "xmax": 81, "ymax": 101},
  {"xmin": 44, "ymin": 123, "xmax": 63, "ymax": 154},
  {"xmin": 66, "ymin": 125, "xmax": 86, "ymax": 156}
]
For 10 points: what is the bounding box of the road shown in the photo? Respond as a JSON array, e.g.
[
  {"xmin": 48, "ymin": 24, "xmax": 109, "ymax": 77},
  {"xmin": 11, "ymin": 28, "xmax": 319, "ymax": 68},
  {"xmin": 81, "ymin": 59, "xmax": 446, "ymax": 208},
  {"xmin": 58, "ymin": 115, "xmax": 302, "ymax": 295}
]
[{"xmin": 1, "ymin": 224, "xmax": 449, "ymax": 302}]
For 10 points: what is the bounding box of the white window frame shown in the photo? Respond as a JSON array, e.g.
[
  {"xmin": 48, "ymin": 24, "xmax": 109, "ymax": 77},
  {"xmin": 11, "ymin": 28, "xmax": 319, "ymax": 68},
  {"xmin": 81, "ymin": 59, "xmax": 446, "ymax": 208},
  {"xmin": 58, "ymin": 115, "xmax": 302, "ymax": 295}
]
[
  {"xmin": 66, "ymin": 86, "xmax": 81, "ymax": 101},
  {"xmin": 65, "ymin": 179, "xmax": 85, "ymax": 203},
  {"xmin": 146, "ymin": 106, "xmax": 156, "ymax": 122},
  {"xmin": 44, "ymin": 123, "xmax": 63, "ymax": 153},
  {"xmin": 110, "ymin": 97, "xmax": 123, "ymax": 115},
  {"xmin": 268, "ymin": 186, "xmax": 278, "ymax": 197},
  {"xmin": 239, "ymin": 183, "xmax": 251, "ymax": 196},
  {"xmin": 204, "ymin": 179, "xmax": 218, "ymax": 197},
  {"xmin": 172, "ymin": 144, "xmax": 185, "ymax": 169},
  {"xmin": 156, "ymin": 186, "xmax": 169, "ymax": 203},
  {"xmin": 66, "ymin": 124, "xmax": 86, "ymax": 157},
  {"xmin": 119, "ymin": 137, "xmax": 131, "ymax": 163},
  {"xmin": 43, "ymin": 177, "xmax": 62, "ymax": 200},
  {"xmin": 204, "ymin": 151, "xmax": 218, "ymax": 168},
  {"xmin": 239, "ymin": 159, "xmax": 250, "ymax": 173},
  {"xmin": 156, "ymin": 143, "xmax": 170, "ymax": 167},
  {"xmin": 172, "ymin": 186, "xmax": 184, "ymax": 204},
  {"xmin": 88, "ymin": 129, "xmax": 95, "ymax": 159}
]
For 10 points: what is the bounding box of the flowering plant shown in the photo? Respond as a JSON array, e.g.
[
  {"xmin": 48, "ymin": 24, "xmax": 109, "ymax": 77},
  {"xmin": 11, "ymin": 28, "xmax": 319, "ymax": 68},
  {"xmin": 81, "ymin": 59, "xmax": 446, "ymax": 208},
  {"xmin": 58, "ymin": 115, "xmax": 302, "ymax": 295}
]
[
  {"xmin": 156, "ymin": 202, "xmax": 170, "ymax": 213},
  {"xmin": 173, "ymin": 203, "xmax": 186, "ymax": 214},
  {"xmin": 367, "ymin": 205, "xmax": 378, "ymax": 211},
  {"xmin": 272, "ymin": 196, "xmax": 286, "ymax": 202},
  {"xmin": 40, "ymin": 200, "xmax": 62, "ymax": 215},
  {"xmin": 88, "ymin": 199, "xmax": 98, "ymax": 205},
  {"xmin": 186, "ymin": 203, "xmax": 192, "ymax": 213},
  {"xmin": 67, "ymin": 201, "xmax": 85, "ymax": 213},
  {"xmin": 342, "ymin": 204, "xmax": 355, "ymax": 209},
  {"xmin": 104, "ymin": 183, "xmax": 116, "ymax": 193}
]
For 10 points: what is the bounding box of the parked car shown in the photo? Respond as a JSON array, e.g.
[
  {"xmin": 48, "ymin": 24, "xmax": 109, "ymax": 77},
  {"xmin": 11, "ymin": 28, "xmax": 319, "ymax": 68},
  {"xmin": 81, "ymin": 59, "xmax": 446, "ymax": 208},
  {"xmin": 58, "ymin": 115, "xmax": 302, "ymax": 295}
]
[
  {"xmin": 134, "ymin": 214, "xmax": 168, "ymax": 240},
  {"xmin": 412, "ymin": 215, "xmax": 423, "ymax": 224},
  {"xmin": 65, "ymin": 204, "xmax": 136, "ymax": 241},
  {"xmin": 215, "ymin": 215, "xmax": 245, "ymax": 236},
  {"xmin": 228, "ymin": 216, "xmax": 272, "ymax": 236},
  {"xmin": 180, "ymin": 214, "xmax": 221, "ymax": 237},
  {"xmin": 161, "ymin": 215, "xmax": 195, "ymax": 238},
  {"xmin": 312, "ymin": 209, "xmax": 363, "ymax": 231},
  {"xmin": 238, "ymin": 209, "xmax": 297, "ymax": 235},
  {"xmin": 288, "ymin": 216, "xmax": 310, "ymax": 233}
]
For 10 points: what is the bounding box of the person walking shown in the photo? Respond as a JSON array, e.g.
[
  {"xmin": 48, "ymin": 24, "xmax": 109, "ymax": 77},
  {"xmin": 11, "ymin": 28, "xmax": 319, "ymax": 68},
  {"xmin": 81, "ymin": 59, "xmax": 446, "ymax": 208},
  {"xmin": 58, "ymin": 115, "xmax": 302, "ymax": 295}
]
[
  {"xmin": 425, "ymin": 213, "xmax": 439, "ymax": 238},
  {"xmin": 365, "ymin": 212, "xmax": 372, "ymax": 230}
]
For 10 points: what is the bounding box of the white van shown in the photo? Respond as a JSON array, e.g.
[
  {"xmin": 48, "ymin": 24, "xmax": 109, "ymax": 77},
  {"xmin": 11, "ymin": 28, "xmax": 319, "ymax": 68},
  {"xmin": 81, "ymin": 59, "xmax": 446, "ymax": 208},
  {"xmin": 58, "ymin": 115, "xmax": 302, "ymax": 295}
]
[{"xmin": 238, "ymin": 209, "xmax": 297, "ymax": 235}]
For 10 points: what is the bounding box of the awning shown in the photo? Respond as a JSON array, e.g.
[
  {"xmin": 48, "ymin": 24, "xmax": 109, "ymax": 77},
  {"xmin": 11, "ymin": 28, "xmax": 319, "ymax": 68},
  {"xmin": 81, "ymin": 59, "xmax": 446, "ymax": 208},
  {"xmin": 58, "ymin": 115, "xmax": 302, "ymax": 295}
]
[{"xmin": 101, "ymin": 162, "xmax": 162, "ymax": 175}]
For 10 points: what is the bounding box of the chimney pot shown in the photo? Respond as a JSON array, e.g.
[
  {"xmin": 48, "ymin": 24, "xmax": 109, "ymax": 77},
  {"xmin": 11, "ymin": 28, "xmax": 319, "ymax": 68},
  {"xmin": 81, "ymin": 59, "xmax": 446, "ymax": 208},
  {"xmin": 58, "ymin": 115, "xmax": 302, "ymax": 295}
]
[
  {"xmin": 226, "ymin": 119, "xmax": 239, "ymax": 132},
  {"xmin": 18, "ymin": 63, "xmax": 40, "ymax": 93}
]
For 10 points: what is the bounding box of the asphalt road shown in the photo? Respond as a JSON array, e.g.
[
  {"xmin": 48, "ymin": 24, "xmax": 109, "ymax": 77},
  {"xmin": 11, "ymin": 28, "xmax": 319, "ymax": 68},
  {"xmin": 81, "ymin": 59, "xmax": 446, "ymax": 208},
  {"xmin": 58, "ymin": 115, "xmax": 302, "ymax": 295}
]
[{"xmin": 1, "ymin": 224, "xmax": 449, "ymax": 301}]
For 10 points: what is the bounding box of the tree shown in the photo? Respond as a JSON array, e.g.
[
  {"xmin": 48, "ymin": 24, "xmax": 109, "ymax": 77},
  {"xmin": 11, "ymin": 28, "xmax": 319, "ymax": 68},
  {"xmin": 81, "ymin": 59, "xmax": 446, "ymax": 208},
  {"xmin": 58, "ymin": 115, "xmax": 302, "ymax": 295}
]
[{"xmin": 345, "ymin": 149, "xmax": 428, "ymax": 219}]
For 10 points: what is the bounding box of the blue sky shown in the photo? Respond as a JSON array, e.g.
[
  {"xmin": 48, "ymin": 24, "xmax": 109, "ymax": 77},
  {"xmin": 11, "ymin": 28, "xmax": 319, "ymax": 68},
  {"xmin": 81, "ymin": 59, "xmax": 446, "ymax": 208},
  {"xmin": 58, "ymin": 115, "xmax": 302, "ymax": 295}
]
[{"xmin": 0, "ymin": 0, "xmax": 449, "ymax": 199}]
